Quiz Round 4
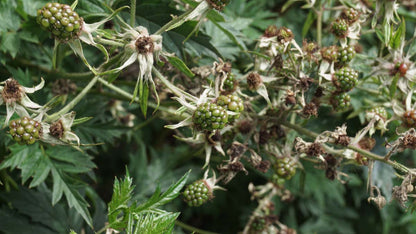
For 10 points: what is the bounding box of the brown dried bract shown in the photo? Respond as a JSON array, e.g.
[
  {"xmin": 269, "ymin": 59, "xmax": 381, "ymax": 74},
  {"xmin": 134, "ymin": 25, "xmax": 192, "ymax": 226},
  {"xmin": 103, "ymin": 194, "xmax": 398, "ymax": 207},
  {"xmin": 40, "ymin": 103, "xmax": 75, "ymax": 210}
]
[
  {"xmin": 307, "ymin": 142, "xmax": 324, "ymax": 157},
  {"xmin": 255, "ymin": 160, "xmax": 271, "ymax": 173},
  {"xmin": 247, "ymin": 72, "xmax": 262, "ymax": 90},
  {"xmin": 49, "ymin": 120, "xmax": 64, "ymax": 139},
  {"xmin": 335, "ymin": 134, "xmax": 350, "ymax": 146},
  {"xmin": 302, "ymin": 102, "xmax": 318, "ymax": 118},
  {"xmin": 135, "ymin": 36, "xmax": 154, "ymax": 54},
  {"xmin": 1, "ymin": 79, "xmax": 22, "ymax": 103},
  {"xmin": 227, "ymin": 142, "xmax": 247, "ymax": 160}
]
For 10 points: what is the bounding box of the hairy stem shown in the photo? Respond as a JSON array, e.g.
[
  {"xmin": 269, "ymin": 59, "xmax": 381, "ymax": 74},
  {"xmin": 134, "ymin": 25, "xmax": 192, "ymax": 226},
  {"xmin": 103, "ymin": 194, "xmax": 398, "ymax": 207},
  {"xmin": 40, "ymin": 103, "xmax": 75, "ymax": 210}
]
[
  {"xmin": 281, "ymin": 121, "xmax": 411, "ymax": 174},
  {"xmin": 130, "ymin": 0, "xmax": 136, "ymax": 26},
  {"xmin": 46, "ymin": 75, "xmax": 100, "ymax": 121}
]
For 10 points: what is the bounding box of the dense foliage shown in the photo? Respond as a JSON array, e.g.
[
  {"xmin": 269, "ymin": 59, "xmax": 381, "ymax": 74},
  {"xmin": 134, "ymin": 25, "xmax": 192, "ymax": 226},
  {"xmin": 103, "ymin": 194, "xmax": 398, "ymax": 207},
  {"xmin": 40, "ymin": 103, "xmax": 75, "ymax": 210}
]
[{"xmin": 2, "ymin": 0, "xmax": 416, "ymax": 233}]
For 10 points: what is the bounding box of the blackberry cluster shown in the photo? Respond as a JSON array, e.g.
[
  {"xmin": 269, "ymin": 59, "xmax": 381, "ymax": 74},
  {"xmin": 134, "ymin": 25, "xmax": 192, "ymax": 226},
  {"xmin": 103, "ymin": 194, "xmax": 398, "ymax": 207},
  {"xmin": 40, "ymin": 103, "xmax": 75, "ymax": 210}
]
[
  {"xmin": 182, "ymin": 180, "xmax": 212, "ymax": 207},
  {"xmin": 332, "ymin": 67, "xmax": 358, "ymax": 92},
  {"xmin": 37, "ymin": 2, "xmax": 83, "ymax": 42},
  {"xmin": 403, "ymin": 110, "xmax": 416, "ymax": 127},
  {"xmin": 368, "ymin": 106, "xmax": 388, "ymax": 121},
  {"xmin": 9, "ymin": 117, "xmax": 42, "ymax": 145},
  {"xmin": 193, "ymin": 103, "xmax": 228, "ymax": 131},
  {"xmin": 216, "ymin": 94, "xmax": 244, "ymax": 121},
  {"xmin": 250, "ymin": 217, "xmax": 266, "ymax": 232},
  {"xmin": 206, "ymin": 0, "xmax": 230, "ymax": 11},
  {"xmin": 331, "ymin": 92, "xmax": 351, "ymax": 111},
  {"xmin": 273, "ymin": 157, "xmax": 297, "ymax": 180},
  {"xmin": 223, "ymin": 73, "xmax": 236, "ymax": 92},
  {"xmin": 341, "ymin": 8, "xmax": 360, "ymax": 24},
  {"xmin": 331, "ymin": 18, "xmax": 349, "ymax": 38},
  {"xmin": 337, "ymin": 46, "xmax": 356, "ymax": 65}
]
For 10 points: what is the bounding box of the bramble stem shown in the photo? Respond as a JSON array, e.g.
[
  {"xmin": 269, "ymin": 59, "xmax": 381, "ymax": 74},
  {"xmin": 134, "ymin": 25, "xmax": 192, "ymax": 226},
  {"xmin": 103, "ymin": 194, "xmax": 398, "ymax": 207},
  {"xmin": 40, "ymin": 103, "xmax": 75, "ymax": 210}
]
[
  {"xmin": 281, "ymin": 121, "xmax": 411, "ymax": 174},
  {"xmin": 52, "ymin": 39, "xmax": 60, "ymax": 70},
  {"xmin": 130, "ymin": 0, "xmax": 136, "ymax": 27},
  {"xmin": 46, "ymin": 75, "xmax": 100, "ymax": 122},
  {"xmin": 175, "ymin": 220, "xmax": 219, "ymax": 234}
]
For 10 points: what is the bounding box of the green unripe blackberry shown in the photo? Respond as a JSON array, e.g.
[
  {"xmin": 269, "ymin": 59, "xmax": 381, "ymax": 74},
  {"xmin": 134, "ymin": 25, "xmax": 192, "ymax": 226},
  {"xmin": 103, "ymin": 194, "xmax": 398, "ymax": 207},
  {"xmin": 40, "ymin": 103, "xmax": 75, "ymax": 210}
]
[
  {"xmin": 223, "ymin": 73, "xmax": 236, "ymax": 91},
  {"xmin": 273, "ymin": 157, "xmax": 297, "ymax": 180},
  {"xmin": 367, "ymin": 106, "xmax": 388, "ymax": 121},
  {"xmin": 250, "ymin": 216, "xmax": 266, "ymax": 232},
  {"xmin": 321, "ymin": 45, "xmax": 339, "ymax": 62},
  {"xmin": 206, "ymin": 0, "xmax": 230, "ymax": 11},
  {"xmin": 9, "ymin": 117, "xmax": 42, "ymax": 145},
  {"xmin": 332, "ymin": 67, "xmax": 358, "ymax": 92},
  {"xmin": 193, "ymin": 102, "xmax": 228, "ymax": 131},
  {"xmin": 271, "ymin": 174, "xmax": 285, "ymax": 186},
  {"xmin": 331, "ymin": 18, "xmax": 349, "ymax": 38},
  {"xmin": 216, "ymin": 94, "xmax": 244, "ymax": 122},
  {"xmin": 403, "ymin": 110, "xmax": 416, "ymax": 127},
  {"xmin": 331, "ymin": 92, "xmax": 351, "ymax": 111},
  {"xmin": 37, "ymin": 2, "xmax": 83, "ymax": 42},
  {"xmin": 337, "ymin": 46, "xmax": 356, "ymax": 65},
  {"xmin": 182, "ymin": 180, "xmax": 213, "ymax": 207},
  {"xmin": 341, "ymin": 8, "xmax": 360, "ymax": 24}
]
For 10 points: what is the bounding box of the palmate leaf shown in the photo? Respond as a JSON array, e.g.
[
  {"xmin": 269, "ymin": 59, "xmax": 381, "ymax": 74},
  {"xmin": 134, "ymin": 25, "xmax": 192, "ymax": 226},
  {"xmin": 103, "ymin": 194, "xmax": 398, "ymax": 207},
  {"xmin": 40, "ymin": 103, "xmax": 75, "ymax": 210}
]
[
  {"xmin": 108, "ymin": 170, "xmax": 190, "ymax": 232},
  {"xmin": 0, "ymin": 143, "xmax": 96, "ymax": 227}
]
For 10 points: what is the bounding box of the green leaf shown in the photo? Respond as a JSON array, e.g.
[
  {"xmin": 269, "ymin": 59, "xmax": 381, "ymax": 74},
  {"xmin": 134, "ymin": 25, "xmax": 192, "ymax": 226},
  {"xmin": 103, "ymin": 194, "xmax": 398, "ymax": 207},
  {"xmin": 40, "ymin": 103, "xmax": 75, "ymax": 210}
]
[
  {"xmin": 302, "ymin": 11, "xmax": 316, "ymax": 38},
  {"xmin": 108, "ymin": 173, "xmax": 134, "ymax": 229},
  {"xmin": 135, "ymin": 170, "xmax": 190, "ymax": 212},
  {"xmin": 50, "ymin": 167, "xmax": 93, "ymax": 227},
  {"xmin": 390, "ymin": 74, "xmax": 400, "ymax": 99},
  {"xmin": 166, "ymin": 56, "xmax": 195, "ymax": 78},
  {"xmin": 0, "ymin": 31, "xmax": 21, "ymax": 58},
  {"xmin": 389, "ymin": 18, "xmax": 405, "ymax": 50},
  {"xmin": 0, "ymin": 144, "xmax": 39, "ymax": 170}
]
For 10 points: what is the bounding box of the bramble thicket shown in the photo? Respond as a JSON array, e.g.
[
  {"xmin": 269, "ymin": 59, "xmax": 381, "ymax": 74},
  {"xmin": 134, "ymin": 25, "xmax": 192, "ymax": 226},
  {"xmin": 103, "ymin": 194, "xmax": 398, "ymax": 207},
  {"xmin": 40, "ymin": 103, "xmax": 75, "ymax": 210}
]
[{"xmin": 2, "ymin": 0, "xmax": 416, "ymax": 233}]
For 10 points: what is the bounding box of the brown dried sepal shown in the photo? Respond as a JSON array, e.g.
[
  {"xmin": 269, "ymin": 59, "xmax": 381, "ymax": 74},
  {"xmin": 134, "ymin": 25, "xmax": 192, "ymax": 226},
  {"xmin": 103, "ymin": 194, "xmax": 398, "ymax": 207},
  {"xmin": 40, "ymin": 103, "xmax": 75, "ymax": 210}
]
[
  {"xmin": 247, "ymin": 72, "xmax": 262, "ymax": 90},
  {"xmin": 401, "ymin": 132, "xmax": 416, "ymax": 149},
  {"xmin": 277, "ymin": 27, "xmax": 294, "ymax": 43},
  {"xmin": 306, "ymin": 142, "xmax": 324, "ymax": 157},
  {"xmin": 335, "ymin": 134, "xmax": 350, "ymax": 146},
  {"xmin": 49, "ymin": 120, "xmax": 64, "ymax": 139},
  {"xmin": 264, "ymin": 25, "xmax": 278, "ymax": 38},
  {"xmin": 255, "ymin": 160, "xmax": 271, "ymax": 173},
  {"xmin": 1, "ymin": 79, "xmax": 22, "ymax": 103},
  {"xmin": 206, "ymin": 0, "xmax": 228, "ymax": 11},
  {"xmin": 237, "ymin": 119, "xmax": 253, "ymax": 134},
  {"xmin": 227, "ymin": 142, "xmax": 247, "ymax": 160},
  {"xmin": 302, "ymin": 102, "xmax": 318, "ymax": 118},
  {"xmin": 135, "ymin": 36, "xmax": 154, "ymax": 54}
]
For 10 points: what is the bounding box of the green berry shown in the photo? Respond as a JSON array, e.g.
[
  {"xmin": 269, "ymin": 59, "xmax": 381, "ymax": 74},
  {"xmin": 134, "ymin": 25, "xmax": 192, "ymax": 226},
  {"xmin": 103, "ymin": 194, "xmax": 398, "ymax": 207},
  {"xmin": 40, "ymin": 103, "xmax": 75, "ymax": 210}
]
[
  {"xmin": 331, "ymin": 92, "xmax": 351, "ymax": 111},
  {"xmin": 193, "ymin": 102, "xmax": 228, "ymax": 131},
  {"xmin": 216, "ymin": 94, "xmax": 244, "ymax": 122},
  {"xmin": 37, "ymin": 2, "xmax": 83, "ymax": 42},
  {"xmin": 9, "ymin": 117, "xmax": 42, "ymax": 145},
  {"xmin": 223, "ymin": 73, "xmax": 236, "ymax": 91},
  {"xmin": 341, "ymin": 8, "xmax": 360, "ymax": 24},
  {"xmin": 183, "ymin": 180, "xmax": 212, "ymax": 207},
  {"xmin": 251, "ymin": 217, "xmax": 266, "ymax": 232},
  {"xmin": 367, "ymin": 106, "xmax": 388, "ymax": 121},
  {"xmin": 337, "ymin": 46, "xmax": 356, "ymax": 65},
  {"xmin": 321, "ymin": 45, "xmax": 339, "ymax": 62},
  {"xmin": 271, "ymin": 174, "xmax": 285, "ymax": 186},
  {"xmin": 332, "ymin": 67, "xmax": 358, "ymax": 92},
  {"xmin": 331, "ymin": 18, "xmax": 349, "ymax": 38},
  {"xmin": 403, "ymin": 110, "xmax": 416, "ymax": 127},
  {"xmin": 273, "ymin": 157, "xmax": 297, "ymax": 180}
]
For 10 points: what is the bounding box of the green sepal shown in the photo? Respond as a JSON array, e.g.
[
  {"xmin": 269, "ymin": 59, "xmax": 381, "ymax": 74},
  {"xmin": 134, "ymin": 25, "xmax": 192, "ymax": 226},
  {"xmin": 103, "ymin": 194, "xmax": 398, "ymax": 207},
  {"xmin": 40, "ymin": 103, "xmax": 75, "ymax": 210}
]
[{"xmin": 139, "ymin": 79, "xmax": 150, "ymax": 118}]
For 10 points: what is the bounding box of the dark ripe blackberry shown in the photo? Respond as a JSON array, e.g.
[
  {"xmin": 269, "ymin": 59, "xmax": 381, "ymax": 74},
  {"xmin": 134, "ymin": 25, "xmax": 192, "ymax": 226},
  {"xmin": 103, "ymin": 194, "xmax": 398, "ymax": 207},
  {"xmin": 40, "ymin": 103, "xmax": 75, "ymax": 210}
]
[
  {"xmin": 332, "ymin": 67, "xmax": 358, "ymax": 92},
  {"xmin": 403, "ymin": 110, "xmax": 416, "ymax": 127},
  {"xmin": 182, "ymin": 180, "xmax": 213, "ymax": 207},
  {"xmin": 273, "ymin": 157, "xmax": 297, "ymax": 180},
  {"xmin": 9, "ymin": 117, "xmax": 42, "ymax": 145},
  {"xmin": 36, "ymin": 2, "xmax": 83, "ymax": 42},
  {"xmin": 337, "ymin": 46, "xmax": 356, "ymax": 65},
  {"xmin": 193, "ymin": 102, "xmax": 228, "ymax": 131},
  {"xmin": 331, "ymin": 18, "xmax": 349, "ymax": 38},
  {"xmin": 216, "ymin": 94, "xmax": 244, "ymax": 121},
  {"xmin": 205, "ymin": 0, "xmax": 230, "ymax": 11},
  {"xmin": 331, "ymin": 92, "xmax": 351, "ymax": 111}
]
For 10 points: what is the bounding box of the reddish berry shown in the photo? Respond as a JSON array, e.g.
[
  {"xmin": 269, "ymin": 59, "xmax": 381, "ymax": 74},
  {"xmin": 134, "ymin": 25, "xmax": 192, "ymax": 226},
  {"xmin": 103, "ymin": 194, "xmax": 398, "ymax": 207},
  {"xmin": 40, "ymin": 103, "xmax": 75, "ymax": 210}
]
[{"xmin": 403, "ymin": 110, "xmax": 416, "ymax": 127}]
